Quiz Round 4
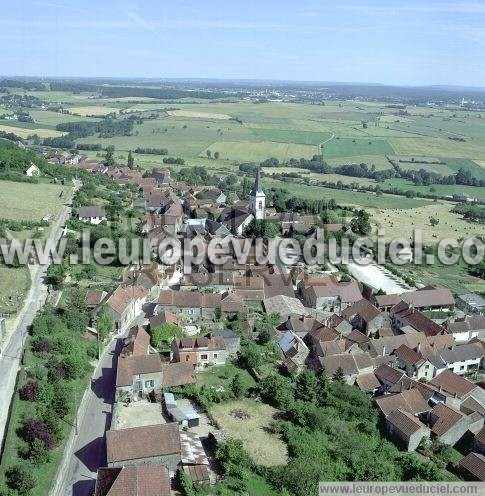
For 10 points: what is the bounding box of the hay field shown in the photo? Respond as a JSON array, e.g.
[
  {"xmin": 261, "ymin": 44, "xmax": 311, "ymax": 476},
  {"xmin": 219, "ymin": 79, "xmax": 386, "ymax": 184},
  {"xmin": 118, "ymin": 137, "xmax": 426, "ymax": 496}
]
[
  {"xmin": 167, "ymin": 109, "xmax": 231, "ymax": 119},
  {"xmin": 0, "ymin": 181, "xmax": 67, "ymax": 221},
  {"xmin": 211, "ymin": 399, "xmax": 288, "ymax": 467},
  {"xmin": 370, "ymin": 201, "xmax": 485, "ymax": 243},
  {"xmin": 67, "ymin": 106, "xmax": 119, "ymax": 116},
  {"xmin": 0, "ymin": 124, "xmax": 65, "ymax": 138}
]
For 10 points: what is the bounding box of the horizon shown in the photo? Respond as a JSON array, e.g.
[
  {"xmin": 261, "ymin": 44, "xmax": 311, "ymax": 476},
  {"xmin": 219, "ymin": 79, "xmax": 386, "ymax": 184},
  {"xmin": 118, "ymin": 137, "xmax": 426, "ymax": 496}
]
[{"xmin": 2, "ymin": 0, "xmax": 485, "ymax": 86}]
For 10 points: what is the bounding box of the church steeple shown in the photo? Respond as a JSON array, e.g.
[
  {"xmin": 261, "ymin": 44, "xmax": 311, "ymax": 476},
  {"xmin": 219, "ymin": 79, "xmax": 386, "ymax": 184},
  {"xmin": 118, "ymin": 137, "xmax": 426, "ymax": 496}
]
[{"xmin": 249, "ymin": 166, "xmax": 265, "ymax": 220}]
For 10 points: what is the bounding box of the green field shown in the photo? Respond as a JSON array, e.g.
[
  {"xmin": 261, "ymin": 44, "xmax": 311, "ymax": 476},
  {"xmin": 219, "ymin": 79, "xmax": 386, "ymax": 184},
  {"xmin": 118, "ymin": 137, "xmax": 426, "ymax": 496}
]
[
  {"xmin": 0, "ymin": 181, "xmax": 68, "ymax": 222},
  {"xmin": 0, "ymin": 266, "xmax": 30, "ymax": 314},
  {"xmin": 322, "ymin": 137, "xmax": 394, "ymax": 158},
  {"xmin": 250, "ymin": 128, "xmax": 333, "ymax": 145}
]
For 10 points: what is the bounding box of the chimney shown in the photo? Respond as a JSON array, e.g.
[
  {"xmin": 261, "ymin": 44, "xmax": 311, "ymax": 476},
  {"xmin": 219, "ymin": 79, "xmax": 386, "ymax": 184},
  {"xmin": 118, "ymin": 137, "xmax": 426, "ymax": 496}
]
[
  {"xmin": 417, "ymin": 343, "xmax": 421, "ymax": 354},
  {"xmin": 439, "ymin": 385, "xmax": 442, "ymax": 392},
  {"xmin": 382, "ymin": 346, "xmax": 386, "ymax": 356}
]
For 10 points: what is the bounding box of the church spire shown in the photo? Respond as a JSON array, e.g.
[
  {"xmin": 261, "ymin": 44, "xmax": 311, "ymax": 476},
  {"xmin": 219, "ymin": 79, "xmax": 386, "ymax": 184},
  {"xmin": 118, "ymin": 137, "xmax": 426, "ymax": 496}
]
[{"xmin": 250, "ymin": 166, "xmax": 264, "ymax": 196}]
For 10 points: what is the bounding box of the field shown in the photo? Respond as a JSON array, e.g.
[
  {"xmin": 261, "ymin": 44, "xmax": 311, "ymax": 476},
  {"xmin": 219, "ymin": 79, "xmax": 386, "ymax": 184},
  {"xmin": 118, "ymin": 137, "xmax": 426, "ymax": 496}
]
[
  {"xmin": 210, "ymin": 399, "xmax": 288, "ymax": 467},
  {"xmin": 0, "ymin": 124, "xmax": 65, "ymax": 138},
  {"xmin": 0, "ymin": 181, "xmax": 67, "ymax": 222},
  {"xmin": 0, "ymin": 266, "xmax": 30, "ymax": 314},
  {"xmin": 66, "ymin": 106, "xmax": 119, "ymax": 116},
  {"xmin": 322, "ymin": 137, "xmax": 394, "ymax": 158},
  {"xmin": 167, "ymin": 109, "xmax": 231, "ymax": 119},
  {"xmin": 370, "ymin": 201, "xmax": 485, "ymax": 243}
]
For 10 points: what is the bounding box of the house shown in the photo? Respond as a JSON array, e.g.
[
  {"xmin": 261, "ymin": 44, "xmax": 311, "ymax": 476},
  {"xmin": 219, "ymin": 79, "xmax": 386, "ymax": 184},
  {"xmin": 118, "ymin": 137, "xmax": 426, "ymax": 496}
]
[
  {"xmin": 429, "ymin": 369, "xmax": 485, "ymax": 410},
  {"xmin": 164, "ymin": 393, "xmax": 200, "ymax": 428},
  {"xmin": 448, "ymin": 315, "xmax": 485, "ymax": 344},
  {"xmin": 299, "ymin": 276, "xmax": 362, "ymax": 313},
  {"xmin": 25, "ymin": 163, "xmax": 40, "ymax": 176},
  {"xmin": 105, "ymin": 284, "xmax": 147, "ymax": 332},
  {"xmin": 428, "ymin": 402, "xmax": 473, "ymax": 446},
  {"xmin": 319, "ymin": 352, "xmax": 374, "ymax": 385},
  {"xmin": 374, "ymin": 388, "xmax": 431, "ymax": 417},
  {"xmin": 207, "ymin": 331, "xmax": 240, "ymax": 356},
  {"xmin": 85, "ymin": 289, "xmax": 107, "ymax": 309},
  {"xmin": 390, "ymin": 301, "xmax": 447, "ymax": 337},
  {"xmin": 78, "ymin": 206, "xmax": 107, "ymax": 225},
  {"xmin": 171, "ymin": 336, "xmax": 228, "ymax": 370},
  {"xmin": 386, "ymin": 408, "xmax": 431, "ymax": 451},
  {"xmin": 156, "ymin": 290, "xmax": 222, "ymax": 322},
  {"xmin": 341, "ymin": 299, "xmax": 389, "ymax": 337},
  {"xmin": 279, "ymin": 330, "xmax": 309, "ymax": 372},
  {"xmin": 374, "ymin": 287, "xmax": 454, "ymax": 312},
  {"xmin": 459, "ymin": 452, "xmax": 485, "ymax": 481},
  {"xmin": 220, "ymin": 207, "xmax": 253, "ymax": 235},
  {"xmin": 94, "ymin": 465, "xmax": 171, "ymax": 496},
  {"xmin": 428, "ymin": 344, "xmax": 483, "ymax": 376},
  {"xmin": 457, "ymin": 293, "xmax": 485, "ymax": 315},
  {"xmin": 116, "ymin": 355, "xmax": 196, "ymax": 400},
  {"xmin": 149, "ymin": 310, "xmax": 179, "ymax": 328},
  {"xmin": 263, "ymin": 295, "xmax": 306, "ymax": 320},
  {"xmin": 475, "ymin": 427, "xmax": 485, "ymax": 454},
  {"xmin": 106, "ymin": 423, "xmax": 182, "ymax": 474}
]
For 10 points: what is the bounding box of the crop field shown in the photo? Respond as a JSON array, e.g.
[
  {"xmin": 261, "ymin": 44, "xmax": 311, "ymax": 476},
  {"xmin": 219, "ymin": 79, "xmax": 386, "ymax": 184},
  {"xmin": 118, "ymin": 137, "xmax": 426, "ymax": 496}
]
[
  {"xmin": 200, "ymin": 140, "xmax": 319, "ymax": 162},
  {"xmin": 211, "ymin": 399, "xmax": 288, "ymax": 467},
  {"xmin": 66, "ymin": 106, "xmax": 119, "ymax": 116},
  {"xmin": 0, "ymin": 124, "xmax": 65, "ymax": 138},
  {"xmin": 322, "ymin": 137, "xmax": 394, "ymax": 158},
  {"xmin": 167, "ymin": 109, "xmax": 231, "ymax": 119},
  {"xmin": 250, "ymin": 128, "xmax": 333, "ymax": 145},
  {"xmin": 0, "ymin": 181, "xmax": 67, "ymax": 221}
]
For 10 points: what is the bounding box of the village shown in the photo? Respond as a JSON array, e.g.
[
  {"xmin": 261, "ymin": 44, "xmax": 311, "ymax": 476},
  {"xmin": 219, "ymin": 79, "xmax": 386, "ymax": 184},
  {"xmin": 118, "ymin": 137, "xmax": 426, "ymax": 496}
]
[{"xmin": 34, "ymin": 147, "xmax": 485, "ymax": 494}]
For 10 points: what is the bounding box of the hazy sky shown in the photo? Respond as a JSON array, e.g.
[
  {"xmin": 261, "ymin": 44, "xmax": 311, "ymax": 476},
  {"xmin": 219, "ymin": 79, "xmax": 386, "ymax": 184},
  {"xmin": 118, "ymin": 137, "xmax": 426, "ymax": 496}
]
[{"xmin": 1, "ymin": 0, "xmax": 485, "ymax": 86}]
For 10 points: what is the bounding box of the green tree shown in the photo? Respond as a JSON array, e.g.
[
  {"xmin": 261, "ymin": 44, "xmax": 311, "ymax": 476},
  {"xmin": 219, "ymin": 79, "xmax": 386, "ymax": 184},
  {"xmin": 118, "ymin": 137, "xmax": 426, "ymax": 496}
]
[
  {"xmin": 105, "ymin": 148, "xmax": 115, "ymax": 167},
  {"xmin": 127, "ymin": 150, "xmax": 134, "ymax": 169},
  {"xmin": 150, "ymin": 323, "xmax": 182, "ymax": 349},
  {"xmin": 333, "ymin": 366, "xmax": 346, "ymax": 383},
  {"xmin": 28, "ymin": 438, "xmax": 50, "ymax": 464},
  {"xmin": 230, "ymin": 372, "xmax": 247, "ymax": 399},
  {"xmin": 96, "ymin": 305, "xmax": 114, "ymax": 341},
  {"xmin": 295, "ymin": 368, "xmax": 318, "ymax": 404},
  {"xmin": 206, "ymin": 150, "xmax": 212, "ymax": 159},
  {"xmin": 176, "ymin": 468, "xmax": 195, "ymax": 496},
  {"xmin": 315, "ymin": 368, "xmax": 329, "ymax": 406}
]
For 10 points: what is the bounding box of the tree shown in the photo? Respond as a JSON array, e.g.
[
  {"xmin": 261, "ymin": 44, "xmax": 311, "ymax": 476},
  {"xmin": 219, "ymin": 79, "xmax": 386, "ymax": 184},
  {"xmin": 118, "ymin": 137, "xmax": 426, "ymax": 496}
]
[
  {"xmin": 259, "ymin": 373, "xmax": 294, "ymax": 409},
  {"xmin": 295, "ymin": 369, "xmax": 318, "ymax": 404},
  {"xmin": 237, "ymin": 340, "xmax": 263, "ymax": 371},
  {"xmin": 350, "ymin": 209, "xmax": 371, "ymax": 235},
  {"xmin": 96, "ymin": 305, "xmax": 114, "ymax": 341},
  {"xmin": 176, "ymin": 468, "xmax": 195, "ymax": 496},
  {"xmin": 127, "ymin": 150, "xmax": 134, "ymax": 168},
  {"xmin": 429, "ymin": 217, "xmax": 439, "ymax": 226},
  {"xmin": 315, "ymin": 368, "xmax": 329, "ymax": 406},
  {"xmin": 21, "ymin": 418, "xmax": 54, "ymax": 450},
  {"xmin": 257, "ymin": 323, "xmax": 274, "ymax": 345},
  {"xmin": 19, "ymin": 380, "xmax": 39, "ymax": 401},
  {"xmin": 150, "ymin": 323, "xmax": 182, "ymax": 349},
  {"xmin": 206, "ymin": 150, "xmax": 212, "ymax": 159},
  {"xmin": 105, "ymin": 148, "xmax": 115, "ymax": 167},
  {"xmin": 230, "ymin": 372, "xmax": 247, "ymax": 399},
  {"xmin": 333, "ymin": 366, "xmax": 346, "ymax": 383},
  {"xmin": 6, "ymin": 465, "xmax": 36, "ymax": 495},
  {"xmin": 28, "ymin": 438, "xmax": 50, "ymax": 464},
  {"xmin": 214, "ymin": 151, "xmax": 220, "ymax": 159}
]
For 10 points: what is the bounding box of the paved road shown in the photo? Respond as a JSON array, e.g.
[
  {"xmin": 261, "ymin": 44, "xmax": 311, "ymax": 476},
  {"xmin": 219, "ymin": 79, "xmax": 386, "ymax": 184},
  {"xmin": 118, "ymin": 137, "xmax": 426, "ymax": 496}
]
[{"xmin": 0, "ymin": 184, "xmax": 78, "ymax": 449}]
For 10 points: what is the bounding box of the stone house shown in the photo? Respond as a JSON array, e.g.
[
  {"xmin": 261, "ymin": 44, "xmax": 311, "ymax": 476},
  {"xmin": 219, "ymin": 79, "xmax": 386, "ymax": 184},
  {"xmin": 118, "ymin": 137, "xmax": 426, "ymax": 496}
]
[
  {"xmin": 447, "ymin": 316, "xmax": 485, "ymax": 344},
  {"xmin": 428, "ymin": 403, "xmax": 477, "ymax": 446},
  {"xmin": 279, "ymin": 330, "xmax": 310, "ymax": 372},
  {"xmin": 156, "ymin": 290, "xmax": 222, "ymax": 322},
  {"xmin": 428, "ymin": 344, "xmax": 483, "ymax": 376},
  {"xmin": 341, "ymin": 299, "xmax": 389, "ymax": 337},
  {"xmin": 171, "ymin": 336, "xmax": 228, "ymax": 370},
  {"xmin": 104, "ymin": 284, "xmax": 147, "ymax": 333},
  {"xmin": 78, "ymin": 206, "xmax": 107, "ymax": 225},
  {"xmin": 386, "ymin": 408, "xmax": 431, "ymax": 451},
  {"xmin": 106, "ymin": 423, "xmax": 182, "ymax": 475}
]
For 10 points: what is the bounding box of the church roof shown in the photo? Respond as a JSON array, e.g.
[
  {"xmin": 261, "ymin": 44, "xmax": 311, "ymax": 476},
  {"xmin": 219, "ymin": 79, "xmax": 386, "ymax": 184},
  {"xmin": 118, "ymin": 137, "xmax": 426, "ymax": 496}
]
[{"xmin": 250, "ymin": 166, "xmax": 265, "ymax": 196}]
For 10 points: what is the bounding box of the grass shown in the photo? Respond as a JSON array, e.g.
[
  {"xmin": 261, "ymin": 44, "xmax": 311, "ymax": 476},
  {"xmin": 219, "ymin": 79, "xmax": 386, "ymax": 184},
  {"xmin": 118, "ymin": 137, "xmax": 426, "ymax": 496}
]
[
  {"xmin": 370, "ymin": 201, "xmax": 485, "ymax": 243},
  {"xmin": 0, "ymin": 124, "xmax": 65, "ymax": 138},
  {"xmin": 0, "ymin": 265, "xmax": 30, "ymax": 314},
  {"xmin": 251, "ymin": 128, "xmax": 333, "ymax": 145},
  {"xmin": 0, "ymin": 181, "xmax": 68, "ymax": 222},
  {"xmin": 210, "ymin": 399, "xmax": 288, "ymax": 467},
  {"xmin": 196, "ymin": 364, "xmax": 256, "ymax": 391},
  {"xmin": 322, "ymin": 137, "xmax": 394, "ymax": 158},
  {"xmin": 66, "ymin": 106, "xmax": 119, "ymax": 116},
  {"xmin": 265, "ymin": 178, "xmax": 432, "ymax": 209},
  {"xmin": 200, "ymin": 140, "xmax": 319, "ymax": 162},
  {"xmin": 167, "ymin": 109, "xmax": 231, "ymax": 119}
]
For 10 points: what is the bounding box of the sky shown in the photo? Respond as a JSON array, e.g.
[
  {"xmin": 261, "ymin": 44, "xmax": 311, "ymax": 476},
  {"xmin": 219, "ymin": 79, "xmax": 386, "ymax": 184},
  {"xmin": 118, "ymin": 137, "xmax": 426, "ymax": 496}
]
[{"xmin": 1, "ymin": 0, "xmax": 485, "ymax": 87}]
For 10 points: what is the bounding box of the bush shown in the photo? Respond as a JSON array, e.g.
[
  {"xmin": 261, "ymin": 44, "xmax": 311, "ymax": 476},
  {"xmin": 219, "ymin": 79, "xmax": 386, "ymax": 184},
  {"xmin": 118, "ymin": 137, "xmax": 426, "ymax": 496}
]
[
  {"xmin": 19, "ymin": 380, "xmax": 39, "ymax": 401},
  {"xmin": 21, "ymin": 418, "xmax": 54, "ymax": 450},
  {"xmin": 5, "ymin": 465, "xmax": 36, "ymax": 495}
]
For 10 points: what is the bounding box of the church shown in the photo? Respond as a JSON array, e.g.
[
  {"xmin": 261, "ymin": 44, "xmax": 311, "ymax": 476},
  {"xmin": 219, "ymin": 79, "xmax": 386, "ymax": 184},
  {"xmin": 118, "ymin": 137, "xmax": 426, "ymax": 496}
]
[{"xmin": 220, "ymin": 166, "xmax": 265, "ymax": 235}]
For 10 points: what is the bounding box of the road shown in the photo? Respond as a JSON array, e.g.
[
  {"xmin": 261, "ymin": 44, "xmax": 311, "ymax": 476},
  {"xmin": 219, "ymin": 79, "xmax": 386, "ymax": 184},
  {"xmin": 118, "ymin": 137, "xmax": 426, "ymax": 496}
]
[
  {"xmin": 52, "ymin": 313, "xmax": 146, "ymax": 496},
  {"xmin": 0, "ymin": 182, "xmax": 79, "ymax": 449}
]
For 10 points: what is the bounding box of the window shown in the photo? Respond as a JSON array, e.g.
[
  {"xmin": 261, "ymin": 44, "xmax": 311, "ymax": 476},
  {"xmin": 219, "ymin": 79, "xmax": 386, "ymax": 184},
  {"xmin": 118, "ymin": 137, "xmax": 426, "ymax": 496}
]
[
  {"xmin": 214, "ymin": 354, "xmax": 218, "ymax": 359},
  {"xmin": 200, "ymin": 354, "xmax": 208, "ymax": 360},
  {"xmin": 185, "ymin": 355, "xmax": 190, "ymax": 362},
  {"xmin": 144, "ymin": 380, "xmax": 154, "ymax": 388},
  {"xmin": 460, "ymin": 365, "xmax": 465, "ymax": 370},
  {"xmin": 258, "ymin": 201, "xmax": 263, "ymax": 210}
]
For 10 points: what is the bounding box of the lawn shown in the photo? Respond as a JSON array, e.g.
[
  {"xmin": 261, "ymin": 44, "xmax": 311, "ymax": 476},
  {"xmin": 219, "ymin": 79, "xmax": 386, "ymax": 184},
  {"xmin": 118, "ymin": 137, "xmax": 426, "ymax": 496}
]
[
  {"xmin": 0, "ymin": 181, "xmax": 68, "ymax": 222},
  {"xmin": 210, "ymin": 399, "xmax": 288, "ymax": 467},
  {"xmin": 196, "ymin": 364, "xmax": 256, "ymax": 391}
]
